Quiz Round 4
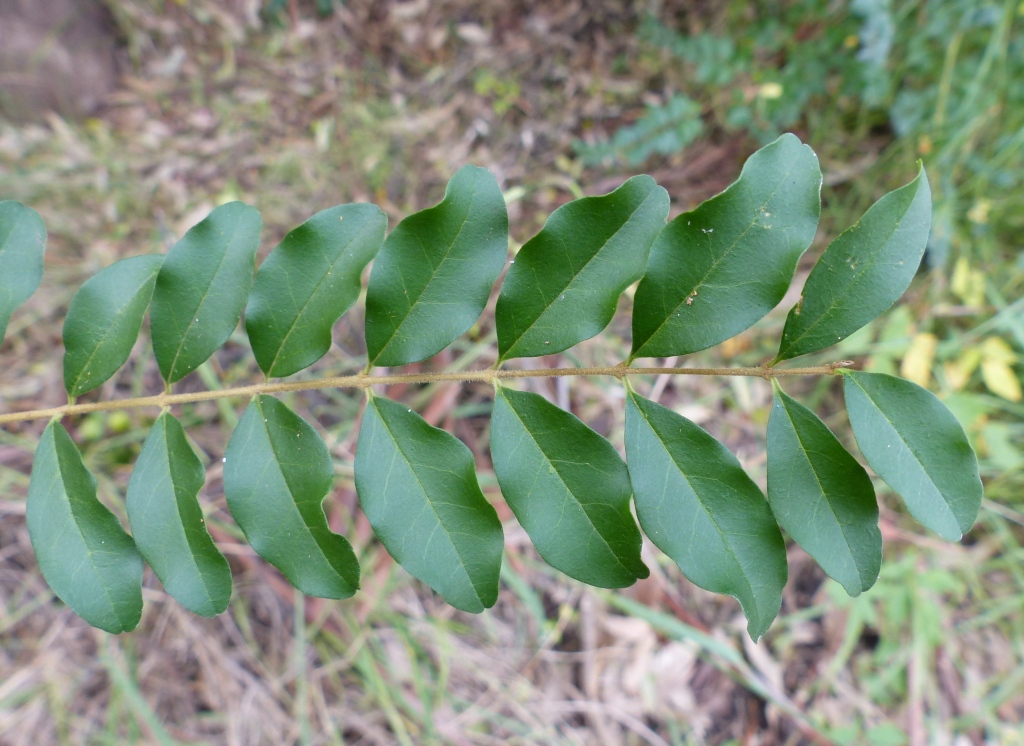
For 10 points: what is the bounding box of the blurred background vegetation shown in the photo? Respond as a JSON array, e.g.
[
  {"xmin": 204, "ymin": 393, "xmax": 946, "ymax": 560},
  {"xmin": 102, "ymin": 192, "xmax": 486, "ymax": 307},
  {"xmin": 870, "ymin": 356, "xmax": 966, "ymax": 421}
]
[{"xmin": 0, "ymin": 0, "xmax": 1022, "ymax": 743}]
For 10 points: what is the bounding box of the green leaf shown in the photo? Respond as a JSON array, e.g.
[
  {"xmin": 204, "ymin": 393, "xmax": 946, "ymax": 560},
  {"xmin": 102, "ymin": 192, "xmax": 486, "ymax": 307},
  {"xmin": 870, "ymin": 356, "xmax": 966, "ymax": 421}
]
[
  {"xmin": 224, "ymin": 395, "xmax": 359, "ymax": 598},
  {"xmin": 631, "ymin": 134, "xmax": 821, "ymax": 359},
  {"xmin": 355, "ymin": 395, "xmax": 503, "ymax": 612},
  {"xmin": 126, "ymin": 413, "xmax": 232, "ymax": 617},
  {"xmin": 27, "ymin": 422, "xmax": 143, "ymax": 633},
  {"xmin": 775, "ymin": 166, "xmax": 931, "ymax": 362},
  {"xmin": 63, "ymin": 255, "xmax": 163, "ymax": 397},
  {"xmin": 843, "ymin": 371, "xmax": 982, "ymax": 540},
  {"xmin": 490, "ymin": 386, "xmax": 647, "ymax": 587},
  {"xmin": 496, "ymin": 175, "xmax": 669, "ymax": 360},
  {"xmin": 365, "ymin": 165, "xmax": 507, "ymax": 367},
  {"xmin": 624, "ymin": 391, "xmax": 787, "ymax": 639},
  {"xmin": 0, "ymin": 200, "xmax": 46, "ymax": 342},
  {"xmin": 150, "ymin": 202, "xmax": 262, "ymax": 384},
  {"xmin": 766, "ymin": 381, "xmax": 880, "ymax": 596},
  {"xmin": 247, "ymin": 204, "xmax": 387, "ymax": 378}
]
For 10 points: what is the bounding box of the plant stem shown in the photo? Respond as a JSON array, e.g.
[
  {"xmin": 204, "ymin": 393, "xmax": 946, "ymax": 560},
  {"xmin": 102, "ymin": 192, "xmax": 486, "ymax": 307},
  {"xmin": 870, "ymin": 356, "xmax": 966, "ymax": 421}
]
[{"xmin": 0, "ymin": 362, "xmax": 853, "ymax": 425}]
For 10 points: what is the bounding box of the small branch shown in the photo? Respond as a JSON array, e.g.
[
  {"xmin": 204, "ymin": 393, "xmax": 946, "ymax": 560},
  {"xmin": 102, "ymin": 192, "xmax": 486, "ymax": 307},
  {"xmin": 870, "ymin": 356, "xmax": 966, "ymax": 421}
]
[{"xmin": 0, "ymin": 362, "xmax": 853, "ymax": 425}]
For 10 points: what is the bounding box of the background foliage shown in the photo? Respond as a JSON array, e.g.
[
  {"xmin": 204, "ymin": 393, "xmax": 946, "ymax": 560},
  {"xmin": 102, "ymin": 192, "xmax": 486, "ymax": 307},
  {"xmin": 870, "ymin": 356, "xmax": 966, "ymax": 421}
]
[{"xmin": 0, "ymin": 0, "xmax": 1022, "ymax": 744}]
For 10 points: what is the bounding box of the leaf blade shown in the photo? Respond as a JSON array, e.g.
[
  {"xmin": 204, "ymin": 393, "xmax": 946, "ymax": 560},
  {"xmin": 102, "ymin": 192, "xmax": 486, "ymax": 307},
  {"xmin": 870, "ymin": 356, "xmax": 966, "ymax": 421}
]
[
  {"xmin": 776, "ymin": 166, "xmax": 931, "ymax": 361},
  {"xmin": 355, "ymin": 395, "xmax": 503, "ymax": 612},
  {"xmin": 491, "ymin": 386, "xmax": 647, "ymax": 588},
  {"xmin": 365, "ymin": 166, "xmax": 507, "ymax": 367},
  {"xmin": 127, "ymin": 413, "xmax": 232, "ymax": 616},
  {"xmin": 247, "ymin": 203, "xmax": 387, "ymax": 377},
  {"xmin": 631, "ymin": 134, "xmax": 821, "ymax": 359},
  {"xmin": 150, "ymin": 202, "xmax": 262, "ymax": 384},
  {"xmin": 0, "ymin": 200, "xmax": 47, "ymax": 342},
  {"xmin": 625, "ymin": 391, "xmax": 787, "ymax": 639},
  {"xmin": 766, "ymin": 382, "xmax": 880, "ymax": 596},
  {"xmin": 843, "ymin": 371, "xmax": 982, "ymax": 540},
  {"xmin": 496, "ymin": 175, "xmax": 669, "ymax": 360},
  {"xmin": 224, "ymin": 396, "xmax": 359, "ymax": 598},
  {"xmin": 27, "ymin": 422, "xmax": 143, "ymax": 633},
  {"xmin": 63, "ymin": 254, "xmax": 164, "ymax": 396}
]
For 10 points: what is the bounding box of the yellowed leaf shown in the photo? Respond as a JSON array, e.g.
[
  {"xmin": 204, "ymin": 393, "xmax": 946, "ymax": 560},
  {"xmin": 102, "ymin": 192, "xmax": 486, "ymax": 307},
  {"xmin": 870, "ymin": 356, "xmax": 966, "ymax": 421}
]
[
  {"xmin": 900, "ymin": 332, "xmax": 938, "ymax": 387},
  {"xmin": 944, "ymin": 347, "xmax": 982, "ymax": 390},
  {"xmin": 981, "ymin": 359, "xmax": 1022, "ymax": 401},
  {"xmin": 981, "ymin": 336, "xmax": 1019, "ymax": 364}
]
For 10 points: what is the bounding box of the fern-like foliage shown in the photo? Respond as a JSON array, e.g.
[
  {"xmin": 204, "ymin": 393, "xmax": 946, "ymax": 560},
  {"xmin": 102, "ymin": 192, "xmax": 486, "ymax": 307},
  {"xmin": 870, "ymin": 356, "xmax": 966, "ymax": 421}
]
[{"xmin": 0, "ymin": 135, "xmax": 982, "ymax": 640}]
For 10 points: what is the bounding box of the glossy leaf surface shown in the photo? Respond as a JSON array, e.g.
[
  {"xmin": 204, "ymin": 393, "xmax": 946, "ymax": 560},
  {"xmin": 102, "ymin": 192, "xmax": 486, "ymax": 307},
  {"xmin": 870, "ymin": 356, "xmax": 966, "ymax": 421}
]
[
  {"xmin": 224, "ymin": 396, "xmax": 359, "ymax": 598},
  {"xmin": 127, "ymin": 413, "xmax": 231, "ymax": 616},
  {"xmin": 27, "ymin": 422, "xmax": 143, "ymax": 633},
  {"xmin": 150, "ymin": 202, "xmax": 262, "ymax": 384},
  {"xmin": 365, "ymin": 166, "xmax": 507, "ymax": 367},
  {"xmin": 247, "ymin": 203, "xmax": 387, "ymax": 377},
  {"xmin": 491, "ymin": 386, "xmax": 647, "ymax": 587},
  {"xmin": 631, "ymin": 134, "xmax": 821, "ymax": 359},
  {"xmin": 767, "ymin": 382, "xmax": 880, "ymax": 596},
  {"xmin": 63, "ymin": 254, "xmax": 163, "ymax": 396},
  {"xmin": 625, "ymin": 391, "xmax": 786, "ymax": 639},
  {"xmin": 496, "ymin": 175, "xmax": 669, "ymax": 360},
  {"xmin": 0, "ymin": 200, "xmax": 46, "ymax": 342},
  {"xmin": 843, "ymin": 371, "xmax": 982, "ymax": 540},
  {"xmin": 355, "ymin": 395, "xmax": 503, "ymax": 612},
  {"xmin": 776, "ymin": 166, "xmax": 931, "ymax": 361}
]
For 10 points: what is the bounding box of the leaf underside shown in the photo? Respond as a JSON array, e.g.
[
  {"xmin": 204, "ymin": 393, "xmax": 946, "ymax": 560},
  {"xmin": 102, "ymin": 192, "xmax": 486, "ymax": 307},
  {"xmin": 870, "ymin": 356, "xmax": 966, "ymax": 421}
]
[
  {"xmin": 631, "ymin": 133, "xmax": 822, "ymax": 359},
  {"xmin": 776, "ymin": 166, "xmax": 931, "ymax": 362},
  {"xmin": 127, "ymin": 413, "xmax": 232, "ymax": 617},
  {"xmin": 496, "ymin": 175, "xmax": 670, "ymax": 360},
  {"xmin": 491, "ymin": 386, "xmax": 648, "ymax": 588},
  {"xmin": 247, "ymin": 203, "xmax": 387, "ymax": 378},
  {"xmin": 63, "ymin": 254, "xmax": 164, "ymax": 396},
  {"xmin": 767, "ymin": 382, "xmax": 880, "ymax": 596},
  {"xmin": 625, "ymin": 391, "xmax": 787, "ymax": 639},
  {"xmin": 843, "ymin": 370, "xmax": 982, "ymax": 540},
  {"xmin": 27, "ymin": 422, "xmax": 143, "ymax": 633},
  {"xmin": 150, "ymin": 201, "xmax": 262, "ymax": 384},
  {"xmin": 225, "ymin": 396, "xmax": 359, "ymax": 598},
  {"xmin": 0, "ymin": 200, "xmax": 47, "ymax": 343},
  {"xmin": 365, "ymin": 165, "xmax": 508, "ymax": 367},
  {"xmin": 355, "ymin": 395, "xmax": 503, "ymax": 612}
]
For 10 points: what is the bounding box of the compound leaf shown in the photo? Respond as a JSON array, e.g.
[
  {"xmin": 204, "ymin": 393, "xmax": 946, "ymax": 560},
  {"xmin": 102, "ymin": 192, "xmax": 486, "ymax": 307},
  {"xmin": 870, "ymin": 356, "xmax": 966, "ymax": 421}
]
[
  {"xmin": 150, "ymin": 202, "xmax": 262, "ymax": 384},
  {"xmin": 843, "ymin": 371, "xmax": 982, "ymax": 540},
  {"xmin": 224, "ymin": 395, "xmax": 359, "ymax": 598},
  {"xmin": 355, "ymin": 395, "xmax": 503, "ymax": 612},
  {"xmin": 365, "ymin": 166, "xmax": 507, "ymax": 367},
  {"xmin": 27, "ymin": 422, "xmax": 143, "ymax": 633},
  {"xmin": 625, "ymin": 391, "xmax": 787, "ymax": 639},
  {"xmin": 127, "ymin": 413, "xmax": 232, "ymax": 617},
  {"xmin": 776, "ymin": 166, "xmax": 931, "ymax": 362},
  {"xmin": 247, "ymin": 203, "xmax": 387, "ymax": 378},
  {"xmin": 491, "ymin": 386, "xmax": 647, "ymax": 588},
  {"xmin": 496, "ymin": 175, "xmax": 669, "ymax": 360},
  {"xmin": 631, "ymin": 134, "xmax": 821, "ymax": 359},
  {"xmin": 0, "ymin": 200, "xmax": 46, "ymax": 342},
  {"xmin": 63, "ymin": 254, "xmax": 163, "ymax": 397},
  {"xmin": 767, "ymin": 381, "xmax": 880, "ymax": 596}
]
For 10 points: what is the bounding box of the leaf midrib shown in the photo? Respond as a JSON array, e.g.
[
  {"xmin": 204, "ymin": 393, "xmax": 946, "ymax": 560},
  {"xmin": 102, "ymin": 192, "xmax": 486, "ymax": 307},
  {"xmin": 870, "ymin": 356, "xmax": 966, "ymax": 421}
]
[
  {"xmin": 370, "ymin": 398, "xmax": 482, "ymax": 606},
  {"xmin": 501, "ymin": 390, "xmax": 634, "ymax": 577},
  {"xmin": 636, "ymin": 158, "xmax": 800, "ymax": 355},
  {"xmin": 501, "ymin": 184, "xmax": 661, "ymax": 360}
]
